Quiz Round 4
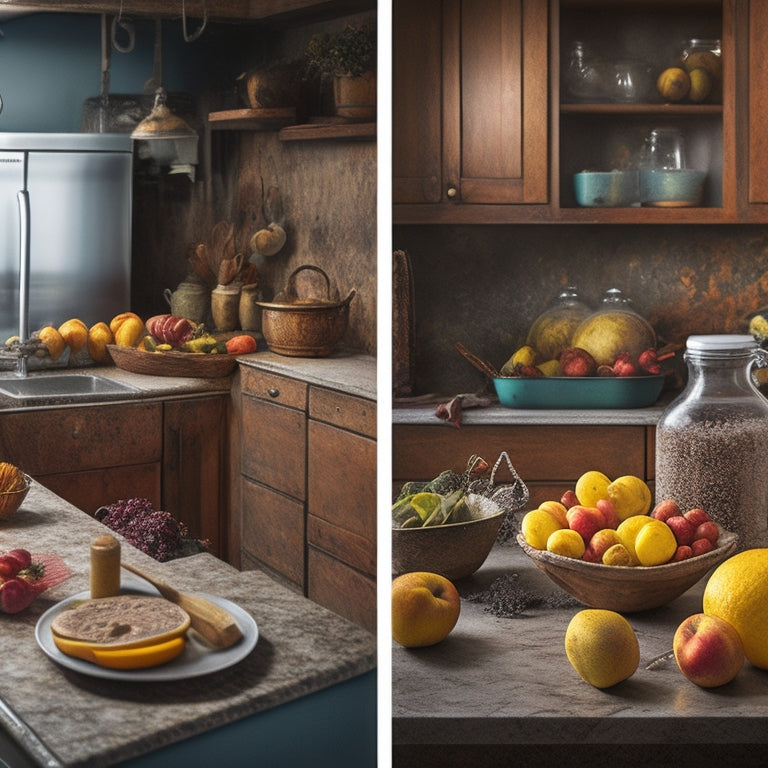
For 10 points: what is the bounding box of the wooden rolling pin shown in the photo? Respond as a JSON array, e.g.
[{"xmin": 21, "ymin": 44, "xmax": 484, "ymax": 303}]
[{"xmin": 121, "ymin": 562, "xmax": 243, "ymax": 650}]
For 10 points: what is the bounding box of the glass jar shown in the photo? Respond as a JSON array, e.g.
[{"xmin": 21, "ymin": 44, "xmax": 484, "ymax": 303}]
[
  {"xmin": 563, "ymin": 41, "xmax": 606, "ymax": 102},
  {"xmin": 525, "ymin": 286, "xmax": 591, "ymax": 362},
  {"xmin": 643, "ymin": 128, "xmax": 687, "ymax": 171},
  {"xmin": 655, "ymin": 335, "xmax": 768, "ymax": 550},
  {"xmin": 679, "ymin": 38, "xmax": 722, "ymax": 102}
]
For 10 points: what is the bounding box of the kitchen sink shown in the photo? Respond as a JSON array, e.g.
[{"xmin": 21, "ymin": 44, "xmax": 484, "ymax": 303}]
[{"xmin": 0, "ymin": 374, "xmax": 139, "ymax": 400}]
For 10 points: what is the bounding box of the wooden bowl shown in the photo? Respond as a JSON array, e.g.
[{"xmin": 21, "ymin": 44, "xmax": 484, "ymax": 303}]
[
  {"xmin": 107, "ymin": 345, "xmax": 237, "ymax": 378},
  {"xmin": 0, "ymin": 474, "xmax": 32, "ymax": 519},
  {"xmin": 392, "ymin": 498, "xmax": 507, "ymax": 581},
  {"xmin": 516, "ymin": 528, "xmax": 738, "ymax": 612}
]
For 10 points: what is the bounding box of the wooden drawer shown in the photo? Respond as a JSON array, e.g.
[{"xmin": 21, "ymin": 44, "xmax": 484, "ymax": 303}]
[
  {"xmin": 0, "ymin": 402, "xmax": 163, "ymax": 475},
  {"xmin": 241, "ymin": 394, "xmax": 306, "ymax": 500},
  {"xmin": 241, "ymin": 477, "xmax": 305, "ymax": 589},
  {"xmin": 308, "ymin": 420, "xmax": 376, "ymax": 542},
  {"xmin": 307, "ymin": 546, "xmax": 376, "ymax": 634},
  {"xmin": 240, "ymin": 366, "xmax": 307, "ymax": 410},
  {"xmin": 393, "ymin": 424, "xmax": 648, "ymax": 485},
  {"xmin": 309, "ymin": 388, "xmax": 376, "ymax": 438},
  {"xmin": 307, "ymin": 514, "xmax": 376, "ymax": 576}
]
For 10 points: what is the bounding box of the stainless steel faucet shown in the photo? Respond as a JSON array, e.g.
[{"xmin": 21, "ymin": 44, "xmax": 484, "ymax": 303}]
[{"xmin": 15, "ymin": 190, "xmax": 30, "ymax": 378}]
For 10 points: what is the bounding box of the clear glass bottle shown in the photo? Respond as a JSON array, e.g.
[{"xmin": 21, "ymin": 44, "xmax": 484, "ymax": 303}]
[
  {"xmin": 563, "ymin": 41, "xmax": 606, "ymax": 102},
  {"xmin": 525, "ymin": 286, "xmax": 591, "ymax": 362},
  {"xmin": 655, "ymin": 335, "xmax": 768, "ymax": 550}
]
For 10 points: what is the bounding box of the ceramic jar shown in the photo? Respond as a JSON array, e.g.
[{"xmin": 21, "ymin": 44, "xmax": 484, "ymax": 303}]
[{"xmin": 211, "ymin": 283, "xmax": 241, "ymax": 332}]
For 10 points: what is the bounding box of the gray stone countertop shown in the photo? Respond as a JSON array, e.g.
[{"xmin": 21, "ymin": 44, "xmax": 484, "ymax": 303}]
[
  {"xmin": 0, "ymin": 348, "xmax": 376, "ymax": 411},
  {"xmin": 0, "ymin": 482, "xmax": 376, "ymax": 767},
  {"xmin": 392, "ymin": 541, "xmax": 768, "ymax": 759}
]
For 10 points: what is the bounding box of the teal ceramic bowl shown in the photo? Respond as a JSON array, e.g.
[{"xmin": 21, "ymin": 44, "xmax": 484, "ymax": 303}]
[
  {"xmin": 573, "ymin": 171, "xmax": 639, "ymax": 207},
  {"xmin": 493, "ymin": 375, "xmax": 664, "ymax": 409},
  {"xmin": 640, "ymin": 169, "xmax": 706, "ymax": 207}
]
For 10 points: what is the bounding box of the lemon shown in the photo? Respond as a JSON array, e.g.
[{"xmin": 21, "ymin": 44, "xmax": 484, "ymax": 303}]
[
  {"xmin": 87, "ymin": 321, "xmax": 114, "ymax": 363},
  {"xmin": 565, "ymin": 609, "xmax": 640, "ymax": 688},
  {"xmin": 521, "ymin": 509, "xmax": 563, "ymax": 550},
  {"xmin": 58, "ymin": 318, "xmax": 88, "ymax": 354},
  {"xmin": 409, "ymin": 492, "xmax": 443, "ymax": 522},
  {"xmin": 38, "ymin": 325, "xmax": 66, "ymax": 361},
  {"xmin": 500, "ymin": 344, "xmax": 538, "ymax": 374},
  {"xmin": 537, "ymin": 359, "xmax": 562, "ymax": 377},
  {"xmin": 546, "ymin": 528, "xmax": 585, "ymax": 559},
  {"xmin": 634, "ymin": 518, "xmax": 677, "ymax": 566},
  {"xmin": 703, "ymin": 549, "xmax": 768, "ymax": 669},
  {"xmin": 688, "ymin": 67, "xmax": 713, "ymax": 103},
  {"xmin": 574, "ymin": 470, "xmax": 611, "ymax": 508},
  {"xmin": 616, "ymin": 515, "xmax": 653, "ymax": 562},
  {"xmin": 602, "ymin": 543, "xmax": 635, "ymax": 566},
  {"xmin": 657, "ymin": 66, "xmax": 690, "ymax": 102},
  {"xmin": 606, "ymin": 475, "xmax": 652, "ymax": 521}
]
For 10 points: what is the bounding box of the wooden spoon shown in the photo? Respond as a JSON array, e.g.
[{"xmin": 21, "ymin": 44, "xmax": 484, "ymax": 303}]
[{"xmin": 121, "ymin": 562, "xmax": 244, "ymax": 649}]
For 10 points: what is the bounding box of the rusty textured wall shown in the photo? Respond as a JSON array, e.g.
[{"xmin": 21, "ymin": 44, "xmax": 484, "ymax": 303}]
[{"xmin": 393, "ymin": 224, "xmax": 768, "ymax": 397}]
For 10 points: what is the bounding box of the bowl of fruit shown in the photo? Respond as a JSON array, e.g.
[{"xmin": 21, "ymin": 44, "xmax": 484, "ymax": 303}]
[
  {"xmin": 392, "ymin": 453, "xmax": 529, "ymax": 581},
  {"xmin": 0, "ymin": 463, "xmax": 31, "ymax": 520},
  {"xmin": 516, "ymin": 471, "xmax": 738, "ymax": 612}
]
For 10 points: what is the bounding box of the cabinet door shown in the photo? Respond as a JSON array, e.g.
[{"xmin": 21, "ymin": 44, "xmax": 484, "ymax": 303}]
[
  {"xmin": 163, "ymin": 396, "xmax": 228, "ymax": 559},
  {"xmin": 393, "ymin": 0, "xmax": 443, "ymax": 203},
  {"xmin": 443, "ymin": 0, "xmax": 548, "ymax": 204},
  {"xmin": 749, "ymin": 0, "xmax": 768, "ymax": 207}
]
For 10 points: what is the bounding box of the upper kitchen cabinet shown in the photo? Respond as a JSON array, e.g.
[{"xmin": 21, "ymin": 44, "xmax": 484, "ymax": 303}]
[
  {"xmin": 745, "ymin": 0, "xmax": 768, "ymax": 221},
  {"xmin": 393, "ymin": 0, "xmax": 549, "ymax": 221}
]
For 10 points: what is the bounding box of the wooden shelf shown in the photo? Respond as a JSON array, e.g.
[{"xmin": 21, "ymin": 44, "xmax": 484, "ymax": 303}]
[
  {"xmin": 278, "ymin": 122, "xmax": 376, "ymax": 142},
  {"xmin": 207, "ymin": 108, "xmax": 296, "ymax": 130},
  {"xmin": 560, "ymin": 103, "xmax": 723, "ymax": 115}
]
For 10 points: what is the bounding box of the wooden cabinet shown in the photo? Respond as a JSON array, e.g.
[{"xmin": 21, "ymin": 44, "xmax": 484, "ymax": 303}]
[
  {"xmin": 393, "ymin": 0, "xmax": 549, "ymax": 213},
  {"xmin": 0, "ymin": 395, "xmax": 229, "ymax": 559},
  {"xmin": 239, "ymin": 365, "xmax": 376, "ymax": 633},
  {"xmin": 393, "ymin": 423, "xmax": 651, "ymax": 509},
  {"xmin": 393, "ymin": 0, "xmax": 768, "ymax": 225}
]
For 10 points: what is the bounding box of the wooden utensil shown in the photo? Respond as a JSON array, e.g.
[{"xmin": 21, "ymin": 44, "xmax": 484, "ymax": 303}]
[
  {"xmin": 455, "ymin": 342, "xmax": 502, "ymax": 378},
  {"xmin": 121, "ymin": 562, "xmax": 244, "ymax": 649}
]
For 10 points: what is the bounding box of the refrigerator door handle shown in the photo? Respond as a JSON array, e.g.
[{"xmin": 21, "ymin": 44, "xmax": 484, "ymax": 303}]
[{"xmin": 17, "ymin": 190, "xmax": 30, "ymax": 374}]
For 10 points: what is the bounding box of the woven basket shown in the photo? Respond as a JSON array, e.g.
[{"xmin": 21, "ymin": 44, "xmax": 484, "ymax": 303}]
[
  {"xmin": 0, "ymin": 474, "xmax": 31, "ymax": 519},
  {"xmin": 107, "ymin": 345, "xmax": 238, "ymax": 378}
]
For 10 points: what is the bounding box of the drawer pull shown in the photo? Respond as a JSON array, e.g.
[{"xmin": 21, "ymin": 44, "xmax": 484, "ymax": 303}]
[{"xmin": 267, "ymin": 388, "xmax": 280, "ymax": 398}]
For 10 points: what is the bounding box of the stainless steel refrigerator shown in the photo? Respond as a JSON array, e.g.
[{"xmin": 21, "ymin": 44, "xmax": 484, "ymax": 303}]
[{"xmin": 0, "ymin": 133, "xmax": 133, "ymax": 345}]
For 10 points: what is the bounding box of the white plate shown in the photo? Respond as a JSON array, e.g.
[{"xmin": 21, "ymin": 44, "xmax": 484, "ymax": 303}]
[{"xmin": 35, "ymin": 587, "xmax": 259, "ymax": 682}]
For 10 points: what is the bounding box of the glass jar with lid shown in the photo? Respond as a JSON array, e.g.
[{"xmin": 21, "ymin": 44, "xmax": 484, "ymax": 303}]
[
  {"xmin": 655, "ymin": 334, "xmax": 768, "ymax": 549},
  {"xmin": 563, "ymin": 41, "xmax": 607, "ymax": 102},
  {"xmin": 679, "ymin": 38, "xmax": 722, "ymax": 103}
]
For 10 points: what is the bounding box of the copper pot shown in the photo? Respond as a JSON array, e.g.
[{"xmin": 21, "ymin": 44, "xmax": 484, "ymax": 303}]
[{"xmin": 256, "ymin": 265, "xmax": 355, "ymax": 357}]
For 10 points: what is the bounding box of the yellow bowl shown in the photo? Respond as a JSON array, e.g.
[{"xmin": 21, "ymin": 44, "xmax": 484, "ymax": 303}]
[
  {"xmin": 0, "ymin": 474, "xmax": 32, "ymax": 520},
  {"xmin": 516, "ymin": 527, "xmax": 737, "ymax": 612}
]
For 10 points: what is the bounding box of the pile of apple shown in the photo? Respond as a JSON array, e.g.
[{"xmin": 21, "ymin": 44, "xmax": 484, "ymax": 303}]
[{"xmin": 522, "ymin": 492, "xmax": 720, "ymax": 567}]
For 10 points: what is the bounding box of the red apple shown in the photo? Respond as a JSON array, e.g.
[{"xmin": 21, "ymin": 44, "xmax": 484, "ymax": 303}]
[
  {"xmin": 673, "ymin": 613, "xmax": 745, "ymax": 687},
  {"xmin": 665, "ymin": 515, "xmax": 696, "ymax": 546},
  {"xmin": 566, "ymin": 505, "xmax": 604, "ymax": 544},
  {"xmin": 651, "ymin": 499, "xmax": 682, "ymax": 522},
  {"xmin": 691, "ymin": 538, "xmax": 715, "ymax": 557},
  {"xmin": 583, "ymin": 528, "xmax": 622, "ymax": 563},
  {"xmin": 672, "ymin": 545, "xmax": 693, "ymax": 561},
  {"xmin": 392, "ymin": 571, "xmax": 461, "ymax": 648},
  {"xmin": 684, "ymin": 508, "xmax": 711, "ymax": 527},
  {"xmin": 560, "ymin": 489, "xmax": 580, "ymax": 509},
  {"xmin": 694, "ymin": 521, "xmax": 720, "ymax": 544},
  {"xmin": 596, "ymin": 498, "xmax": 618, "ymax": 529}
]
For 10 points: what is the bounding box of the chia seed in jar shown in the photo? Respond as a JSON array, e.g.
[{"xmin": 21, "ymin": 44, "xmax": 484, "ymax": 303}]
[{"xmin": 655, "ymin": 334, "xmax": 768, "ymax": 550}]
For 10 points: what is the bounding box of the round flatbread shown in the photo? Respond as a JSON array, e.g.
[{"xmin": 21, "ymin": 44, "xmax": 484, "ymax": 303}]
[{"xmin": 51, "ymin": 595, "xmax": 190, "ymax": 646}]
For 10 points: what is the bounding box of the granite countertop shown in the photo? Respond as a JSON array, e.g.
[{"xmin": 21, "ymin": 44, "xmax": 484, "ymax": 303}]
[
  {"xmin": 392, "ymin": 542, "xmax": 768, "ymax": 763},
  {"xmin": 0, "ymin": 348, "xmax": 376, "ymax": 411},
  {"xmin": 0, "ymin": 482, "xmax": 376, "ymax": 767}
]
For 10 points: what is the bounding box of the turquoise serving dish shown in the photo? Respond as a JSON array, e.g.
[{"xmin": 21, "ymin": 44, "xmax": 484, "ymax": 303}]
[{"xmin": 493, "ymin": 375, "xmax": 664, "ymax": 409}]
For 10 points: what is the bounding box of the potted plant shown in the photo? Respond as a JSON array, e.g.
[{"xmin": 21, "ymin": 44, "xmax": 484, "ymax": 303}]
[{"xmin": 304, "ymin": 24, "xmax": 376, "ymax": 119}]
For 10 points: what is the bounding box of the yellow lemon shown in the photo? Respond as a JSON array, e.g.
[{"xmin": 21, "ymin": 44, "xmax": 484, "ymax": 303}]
[
  {"xmin": 616, "ymin": 515, "xmax": 653, "ymax": 562},
  {"xmin": 521, "ymin": 509, "xmax": 563, "ymax": 550},
  {"xmin": 538, "ymin": 500, "xmax": 569, "ymax": 528},
  {"xmin": 38, "ymin": 325, "xmax": 66, "ymax": 361},
  {"xmin": 87, "ymin": 321, "xmax": 114, "ymax": 363},
  {"xmin": 500, "ymin": 344, "xmax": 538, "ymax": 375},
  {"xmin": 687, "ymin": 67, "xmax": 713, "ymax": 103},
  {"xmin": 606, "ymin": 475, "xmax": 652, "ymax": 521},
  {"xmin": 537, "ymin": 359, "xmax": 562, "ymax": 377},
  {"xmin": 602, "ymin": 543, "xmax": 636, "ymax": 567},
  {"xmin": 657, "ymin": 66, "xmax": 690, "ymax": 101},
  {"xmin": 565, "ymin": 609, "xmax": 640, "ymax": 688},
  {"xmin": 58, "ymin": 318, "xmax": 88, "ymax": 354},
  {"xmin": 409, "ymin": 492, "xmax": 442, "ymax": 522},
  {"xmin": 703, "ymin": 549, "xmax": 768, "ymax": 670},
  {"xmin": 546, "ymin": 528, "xmax": 585, "ymax": 559},
  {"xmin": 634, "ymin": 518, "xmax": 677, "ymax": 566},
  {"xmin": 574, "ymin": 470, "xmax": 611, "ymax": 508}
]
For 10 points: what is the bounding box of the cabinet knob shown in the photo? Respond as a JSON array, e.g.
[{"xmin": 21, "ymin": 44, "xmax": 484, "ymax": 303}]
[
  {"xmin": 446, "ymin": 186, "xmax": 458, "ymax": 199},
  {"xmin": 267, "ymin": 388, "xmax": 279, "ymax": 398}
]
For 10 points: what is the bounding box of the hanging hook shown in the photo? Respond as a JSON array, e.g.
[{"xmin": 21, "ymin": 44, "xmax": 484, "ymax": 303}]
[
  {"xmin": 182, "ymin": 0, "xmax": 207, "ymax": 43},
  {"xmin": 111, "ymin": 0, "xmax": 135, "ymax": 53}
]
